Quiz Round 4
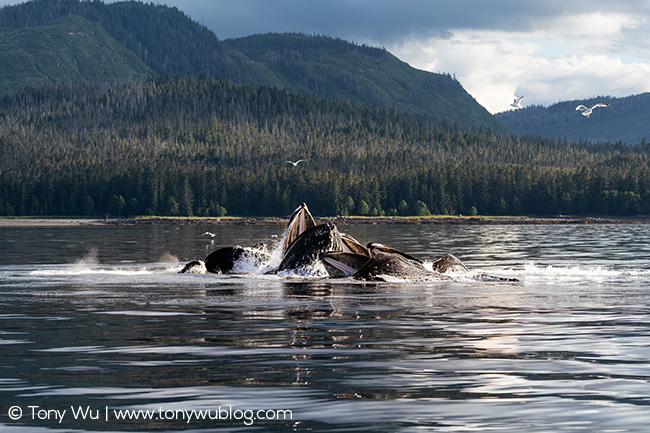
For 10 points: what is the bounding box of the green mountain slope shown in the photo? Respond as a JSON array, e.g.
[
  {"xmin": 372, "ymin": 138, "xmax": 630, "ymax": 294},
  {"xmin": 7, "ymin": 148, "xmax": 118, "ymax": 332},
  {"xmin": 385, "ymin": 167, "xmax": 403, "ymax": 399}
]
[
  {"xmin": 0, "ymin": 15, "xmax": 151, "ymax": 93},
  {"xmin": 223, "ymin": 33, "xmax": 500, "ymax": 131},
  {"xmin": 0, "ymin": 0, "xmax": 507, "ymax": 133},
  {"xmin": 495, "ymin": 94, "xmax": 650, "ymax": 145}
]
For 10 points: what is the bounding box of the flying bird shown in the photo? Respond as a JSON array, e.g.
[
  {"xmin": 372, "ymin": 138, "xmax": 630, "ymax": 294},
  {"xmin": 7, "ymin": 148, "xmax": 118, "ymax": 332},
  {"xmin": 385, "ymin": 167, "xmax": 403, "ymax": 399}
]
[
  {"xmin": 575, "ymin": 103, "xmax": 610, "ymax": 117},
  {"xmin": 285, "ymin": 159, "xmax": 306, "ymax": 167},
  {"xmin": 510, "ymin": 96, "xmax": 524, "ymax": 110}
]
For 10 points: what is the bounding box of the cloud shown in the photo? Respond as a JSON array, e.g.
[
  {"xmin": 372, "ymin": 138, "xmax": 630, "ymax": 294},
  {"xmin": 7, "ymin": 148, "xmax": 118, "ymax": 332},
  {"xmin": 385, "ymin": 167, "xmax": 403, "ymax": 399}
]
[
  {"xmin": 389, "ymin": 30, "xmax": 535, "ymax": 113},
  {"xmin": 387, "ymin": 8, "xmax": 650, "ymax": 113},
  {"xmin": 131, "ymin": 0, "xmax": 573, "ymax": 42},
  {"xmin": 157, "ymin": 1, "xmax": 649, "ymax": 45},
  {"xmin": 157, "ymin": 0, "xmax": 456, "ymax": 42}
]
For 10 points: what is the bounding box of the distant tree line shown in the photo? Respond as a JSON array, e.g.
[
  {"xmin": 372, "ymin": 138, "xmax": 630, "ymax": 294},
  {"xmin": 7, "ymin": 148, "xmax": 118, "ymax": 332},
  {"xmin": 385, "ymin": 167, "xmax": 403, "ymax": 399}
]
[
  {"xmin": 495, "ymin": 94, "xmax": 650, "ymax": 145},
  {"xmin": 1, "ymin": 75, "xmax": 650, "ymax": 218}
]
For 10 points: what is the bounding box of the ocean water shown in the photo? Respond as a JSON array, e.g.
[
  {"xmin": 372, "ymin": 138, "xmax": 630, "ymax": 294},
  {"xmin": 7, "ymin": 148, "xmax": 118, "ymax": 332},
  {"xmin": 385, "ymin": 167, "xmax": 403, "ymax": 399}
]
[{"xmin": 1, "ymin": 222, "xmax": 650, "ymax": 432}]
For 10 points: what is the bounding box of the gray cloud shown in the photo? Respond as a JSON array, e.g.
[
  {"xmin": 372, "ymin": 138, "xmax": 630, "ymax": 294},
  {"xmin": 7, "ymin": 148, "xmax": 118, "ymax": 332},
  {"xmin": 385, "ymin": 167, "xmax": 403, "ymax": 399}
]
[
  {"xmin": 157, "ymin": 0, "xmax": 544, "ymax": 42},
  {"xmin": 2, "ymin": 0, "xmax": 647, "ymax": 46},
  {"xmin": 152, "ymin": 0, "xmax": 649, "ymax": 44}
]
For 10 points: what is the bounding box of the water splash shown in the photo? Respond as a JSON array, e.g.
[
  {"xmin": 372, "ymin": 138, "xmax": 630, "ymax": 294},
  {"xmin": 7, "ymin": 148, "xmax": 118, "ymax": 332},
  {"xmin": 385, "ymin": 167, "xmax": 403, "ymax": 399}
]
[
  {"xmin": 74, "ymin": 247, "xmax": 99, "ymax": 265},
  {"xmin": 158, "ymin": 252, "xmax": 179, "ymax": 263},
  {"xmin": 231, "ymin": 245, "xmax": 275, "ymax": 274},
  {"xmin": 261, "ymin": 232, "xmax": 291, "ymax": 273}
]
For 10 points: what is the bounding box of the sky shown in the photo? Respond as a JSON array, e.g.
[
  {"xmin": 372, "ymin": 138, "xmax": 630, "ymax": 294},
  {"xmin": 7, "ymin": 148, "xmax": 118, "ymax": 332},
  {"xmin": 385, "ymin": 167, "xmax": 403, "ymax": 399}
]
[{"xmin": 2, "ymin": 0, "xmax": 650, "ymax": 113}]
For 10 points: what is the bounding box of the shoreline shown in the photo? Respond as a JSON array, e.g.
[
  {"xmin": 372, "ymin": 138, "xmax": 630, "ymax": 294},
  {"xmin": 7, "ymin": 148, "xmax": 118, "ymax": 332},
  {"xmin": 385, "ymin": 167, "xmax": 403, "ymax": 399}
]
[{"xmin": 1, "ymin": 215, "xmax": 650, "ymax": 227}]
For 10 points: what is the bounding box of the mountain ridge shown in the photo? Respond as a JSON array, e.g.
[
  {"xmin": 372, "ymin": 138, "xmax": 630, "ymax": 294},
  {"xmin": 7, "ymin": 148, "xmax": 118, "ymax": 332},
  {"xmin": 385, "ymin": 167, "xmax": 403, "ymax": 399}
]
[
  {"xmin": 495, "ymin": 93, "xmax": 650, "ymax": 145},
  {"xmin": 0, "ymin": 0, "xmax": 507, "ymax": 133},
  {"xmin": 223, "ymin": 32, "xmax": 496, "ymax": 129}
]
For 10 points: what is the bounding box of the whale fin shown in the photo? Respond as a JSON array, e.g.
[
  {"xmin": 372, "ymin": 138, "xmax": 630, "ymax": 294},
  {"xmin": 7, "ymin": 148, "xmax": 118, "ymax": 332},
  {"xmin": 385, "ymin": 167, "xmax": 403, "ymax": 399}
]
[{"xmin": 179, "ymin": 260, "xmax": 208, "ymax": 274}]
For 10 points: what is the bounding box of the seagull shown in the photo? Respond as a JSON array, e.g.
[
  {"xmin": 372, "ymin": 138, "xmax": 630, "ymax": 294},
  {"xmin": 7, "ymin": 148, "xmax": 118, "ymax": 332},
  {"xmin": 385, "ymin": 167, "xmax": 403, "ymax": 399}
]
[
  {"xmin": 575, "ymin": 103, "xmax": 610, "ymax": 117},
  {"xmin": 201, "ymin": 231, "xmax": 216, "ymax": 238},
  {"xmin": 285, "ymin": 159, "xmax": 306, "ymax": 167},
  {"xmin": 510, "ymin": 96, "xmax": 524, "ymax": 110}
]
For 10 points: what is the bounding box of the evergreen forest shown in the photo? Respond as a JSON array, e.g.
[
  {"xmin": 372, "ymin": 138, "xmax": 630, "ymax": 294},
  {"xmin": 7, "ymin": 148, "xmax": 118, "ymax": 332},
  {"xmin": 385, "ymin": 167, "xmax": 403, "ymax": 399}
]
[
  {"xmin": 496, "ymin": 94, "xmax": 650, "ymax": 145},
  {"xmin": 1, "ymin": 75, "xmax": 650, "ymax": 218}
]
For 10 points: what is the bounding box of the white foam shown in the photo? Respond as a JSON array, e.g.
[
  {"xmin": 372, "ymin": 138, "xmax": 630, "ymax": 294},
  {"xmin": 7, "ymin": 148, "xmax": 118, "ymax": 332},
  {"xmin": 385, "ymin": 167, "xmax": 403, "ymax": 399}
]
[
  {"xmin": 276, "ymin": 260, "xmax": 329, "ymax": 278},
  {"xmin": 522, "ymin": 262, "xmax": 627, "ymax": 278},
  {"xmin": 470, "ymin": 261, "xmax": 650, "ymax": 284},
  {"xmin": 231, "ymin": 245, "xmax": 272, "ymax": 274},
  {"xmin": 30, "ymin": 267, "xmax": 153, "ymax": 276}
]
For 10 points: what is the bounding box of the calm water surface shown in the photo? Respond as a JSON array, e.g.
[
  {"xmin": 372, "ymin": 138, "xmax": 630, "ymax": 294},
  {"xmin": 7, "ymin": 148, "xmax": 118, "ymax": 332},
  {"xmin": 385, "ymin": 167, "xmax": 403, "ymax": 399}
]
[{"xmin": 1, "ymin": 223, "xmax": 650, "ymax": 432}]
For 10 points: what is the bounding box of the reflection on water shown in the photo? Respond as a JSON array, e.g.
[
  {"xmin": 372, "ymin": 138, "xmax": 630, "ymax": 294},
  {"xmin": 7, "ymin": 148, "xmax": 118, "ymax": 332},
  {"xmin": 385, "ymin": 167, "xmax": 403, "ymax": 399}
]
[{"xmin": 1, "ymin": 224, "xmax": 650, "ymax": 432}]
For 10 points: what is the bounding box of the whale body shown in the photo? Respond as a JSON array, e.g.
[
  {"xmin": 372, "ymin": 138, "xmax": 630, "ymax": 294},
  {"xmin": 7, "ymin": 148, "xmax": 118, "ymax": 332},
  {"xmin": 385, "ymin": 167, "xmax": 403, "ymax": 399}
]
[
  {"xmin": 321, "ymin": 250, "xmax": 450, "ymax": 281},
  {"xmin": 278, "ymin": 222, "xmax": 345, "ymax": 272}
]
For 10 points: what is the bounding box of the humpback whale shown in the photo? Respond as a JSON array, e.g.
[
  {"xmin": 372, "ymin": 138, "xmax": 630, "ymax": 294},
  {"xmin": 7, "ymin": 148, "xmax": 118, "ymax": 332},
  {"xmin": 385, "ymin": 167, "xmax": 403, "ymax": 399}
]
[
  {"xmin": 354, "ymin": 251, "xmax": 445, "ymax": 281},
  {"xmin": 367, "ymin": 243, "xmax": 422, "ymax": 263},
  {"xmin": 179, "ymin": 259, "xmax": 207, "ymax": 274},
  {"xmin": 179, "ymin": 245, "xmax": 270, "ymax": 274},
  {"xmin": 320, "ymin": 252, "xmax": 369, "ymax": 278},
  {"xmin": 278, "ymin": 222, "xmax": 345, "ymax": 272},
  {"xmin": 180, "ymin": 203, "xmax": 343, "ymax": 274},
  {"xmin": 431, "ymin": 253, "xmax": 468, "ymax": 273},
  {"xmin": 320, "ymin": 250, "xmax": 449, "ymax": 281},
  {"xmin": 205, "ymin": 245, "xmax": 270, "ymax": 273},
  {"xmin": 321, "ymin": 244, "xmax": 480, "ymax": 281},
  {"xmin": 320, "ymin": 248, "xmax": 516, "ymax": 282},
  {"xmin": 180, "ymin": 202, "xmax": 517, "ymax": 282},
  {"xmin": 278, "ymin": 204, "xmax": 368, "ymax": 273},
  {"xmin": 341, "ymin": 233, "xmax": 369, "ymax": 256}
]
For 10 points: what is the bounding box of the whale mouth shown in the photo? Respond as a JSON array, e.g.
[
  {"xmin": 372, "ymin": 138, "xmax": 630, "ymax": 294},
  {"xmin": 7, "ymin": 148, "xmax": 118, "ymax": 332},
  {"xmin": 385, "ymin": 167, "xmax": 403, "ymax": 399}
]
[
  {"xmin": 284, "ymin": 202, "xmax": 316, "ymax": 251},
  {"xmin": 324, "ymin": 258, "xmax": 359, "ymax": 276},
  {"xmin": 367, "ymin": 242, "xmax": 422, "ymax": 263},
  {"xmin": 320, "ymin": 252, "xmax": 370, "ymax": 278}
]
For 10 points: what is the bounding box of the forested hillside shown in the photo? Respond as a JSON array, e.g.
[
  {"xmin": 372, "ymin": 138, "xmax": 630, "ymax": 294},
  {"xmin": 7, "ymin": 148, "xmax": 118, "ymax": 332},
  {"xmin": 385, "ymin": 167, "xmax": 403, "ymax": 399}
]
[
  {"xmin": 0, "ymin": 15, "xmax": 151, "ymax": 94},
  {"xmin": 496, "ymin": 93, "xmax": 650, "ymax": 145},
  {"xmin": 0, "ymin": 0, "xmax": 226, "ymax": 76},
  {"xmin": 0, "ymin": 0, "xmax": 505, "ymax": 132},
  {"xmin": 223, "ymin": 33, "xmax": 496, "ymax": 130},
  {"xmin": 1, "ymin": 76, "xmax": 649, "ymax": 218}
]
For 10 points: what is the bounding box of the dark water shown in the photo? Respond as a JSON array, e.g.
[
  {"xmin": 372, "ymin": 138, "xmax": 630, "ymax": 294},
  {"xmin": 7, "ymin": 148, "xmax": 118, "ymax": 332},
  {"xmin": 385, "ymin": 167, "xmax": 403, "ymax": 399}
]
[{"xmin": 1, "ymin": 223, "xmax": 650, "ymax": 432}]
